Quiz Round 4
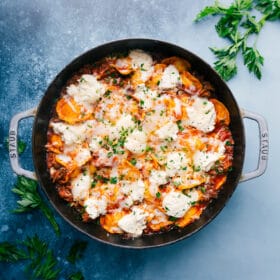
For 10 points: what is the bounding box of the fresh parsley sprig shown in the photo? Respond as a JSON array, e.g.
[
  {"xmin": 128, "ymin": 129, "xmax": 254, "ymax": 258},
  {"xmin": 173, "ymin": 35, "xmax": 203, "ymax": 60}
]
[
  {"xmin": 0, "ymin": 236, "xmax": 86, "ymax": 280},
  {"xmin": 12, "ymin": 176, "xmax": 60, "ymax": 236},
  {"xmin": 195, "ymin": 0, "xmax": 280, "ymax": 81},
  {"xmin": 23, "ymin": 235, "xmax": 61, "ymax": 280},
  {"xmin": 0, "ymin": 235, "xmax": 60, "ymax": 280}
]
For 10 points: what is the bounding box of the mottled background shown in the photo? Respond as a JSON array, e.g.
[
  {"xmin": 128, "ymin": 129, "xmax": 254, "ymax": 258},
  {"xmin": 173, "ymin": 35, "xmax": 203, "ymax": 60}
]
[{"xmin": 0, "ymin": 0, "xmax": 279, "ymax": 279}]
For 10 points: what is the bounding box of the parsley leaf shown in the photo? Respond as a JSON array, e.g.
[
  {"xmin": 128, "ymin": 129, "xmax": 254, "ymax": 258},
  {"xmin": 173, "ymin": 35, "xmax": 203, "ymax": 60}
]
[
  {"xmin": 194, "ymin": 2, "xmax": 228, "ymax": 22},
  {"xmin": 242, "ymin": 46, "xmax": 264, "ymax": 79},
  {"xmin": 5, "ymin": 138, "xmax": 27, "ymax": 155},
  {"xmin": 12, "ymin": 176, "xmax": 60, "ymax": 236},
  {"xmin": 67, "ymin": 240, "xmax": 88, "ymax": 264},
  {"xmin": 210, "ymin": 43, "xmax": 240, "ymax": 81},
  {"xmin": 256, "ymin": 0, "xmax": 280, "ymax": 21},
  {"xmin": 0, "ymin": 242, "xmax": 27, "ymax": 262}
]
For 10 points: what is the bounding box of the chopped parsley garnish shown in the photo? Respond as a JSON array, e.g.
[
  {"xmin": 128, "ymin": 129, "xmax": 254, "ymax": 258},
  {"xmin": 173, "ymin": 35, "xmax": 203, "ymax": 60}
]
[
  {"xmin": 130, "ymin": 158, "xmax": 137, "ymax": 166},
  {"xmin": 104, "ymin": 90, "xmax": 111, "ymax": 98},
  {"xmin": 107, "ymin": 151, "xmax": 113, "ymax": 158},
  {"xmin": 225, "ymin": 140, "xmax": 232, "ymax": 146},
  {"xmin": 201, "ymin": 186, "xmax": 206, "ymax": 193},
  {"xmin": 110, "ymin": 177, "xmax": 118, "ymax": 184},
  {"xmin": 145, "ymin": 146, "xmax": 154, "ymax": 152},
  {"xmin": 140, "ymin": 99, "xmax": 145, "ymax": 107},
  {"xmin": 165, "ymin": 137, "xmax": 173, "ymax": 143},
  {"xmin": 160, "ymin": 145, "xmax": 168, "ymax": 152},
  {"xmin": 96, "ymin": 175, "xmax": 109, "ymax": 183},
  {"xmin": 173, "ymin": 180, "xmax": 181, "ymax": 187},
  {"xmin": 176, "ymin": 120, "xmax": 184, "ymax": 132},
  {"xmin": 169, "ymin": 216, "xmax": 178, "ymax": 222},
  {"xmin": 156, "ymin": 192, "xmax": 161, "ymax": 198},
  {"xmin": 140, "ymin": 63, "xmax": 146, "ymax": 71},
  {"xmin": 193, "ymin": 165, "xmax": 201, "ymax": 172},
  {"xmin": 228, "ymin": 166, "xmax": 233, "ymax": 172},
  {"xmin": 156, "ymin": 80, "xmax": 160, "ymax": 85}
]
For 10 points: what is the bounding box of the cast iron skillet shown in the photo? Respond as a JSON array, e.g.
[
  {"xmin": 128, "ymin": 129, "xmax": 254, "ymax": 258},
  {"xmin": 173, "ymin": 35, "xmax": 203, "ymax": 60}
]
[{"xmin": 9, "ymin": 39, "xmax": 269, "ymax": 248}]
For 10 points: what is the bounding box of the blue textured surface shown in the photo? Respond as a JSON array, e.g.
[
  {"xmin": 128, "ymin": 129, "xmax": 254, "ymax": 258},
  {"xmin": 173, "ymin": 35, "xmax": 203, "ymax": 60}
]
[{"xmin": 0, "ymin": 1, "xmax": 279, "ymax": 279}]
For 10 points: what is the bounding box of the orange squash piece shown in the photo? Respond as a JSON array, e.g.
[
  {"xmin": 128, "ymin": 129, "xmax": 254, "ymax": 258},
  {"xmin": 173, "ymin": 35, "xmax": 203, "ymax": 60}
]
[
  {"xmin": 148, "ymin": 219, "xmax": 173, "ymax": 232},
  {"xmin": 46, "ymin": 134, "xmax": 64, "ymax": 153},
  {"xmin": 176, "ymin": 206, "xmax": 204, "ymax": 228},
  {"xmin": 161, "ymin": 56, "xmax": 191, "ymax": 73},
  {"xmin": 56, "ymin": 97, "xmax": 90, "ymax": 124},
  {"xmin": 211, "ymin": 98, "xmax": 230, "ymax": 126},
  {"xmin": 100, "ymin": 211, "xmax": 126, "ymax": 234},
  {"xmin": 181, "ymin": 71, "xmax": 203, "ymax": 92},
  {"xmin": 146, "ymin": 63, "xmax": 165, "ymax": 89}
]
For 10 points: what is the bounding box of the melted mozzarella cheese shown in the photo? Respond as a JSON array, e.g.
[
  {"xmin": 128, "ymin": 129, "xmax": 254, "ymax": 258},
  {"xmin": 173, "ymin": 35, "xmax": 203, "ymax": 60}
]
[
  {"xmin": 110, "ymin": 114, "xmax": 135, "ymax": 139},
  {"xmin": 84, "ymin": 195, "xmax": 107, "ymax": 219},
  {"xmin": 174, "ymin": 98, "xmax": 182, "ymax": 117},
  {"xmin": 149, "ymin": 170, "xmax": 168, "ymax": 186},
  {"xmin": 134, "ymin": 84, "xmax": 157, "ymax": 110},
  {"xmin": 159, "ymin": 65, "xmax": 181, "ymax": 89},
  {"xmin": 124, "ymin": 130, "xmax": 147, "ymax": 154},
  {"xmin": 186, "ymin": 97, "xmax": 216, "ymax": 133},
  {"xmin": 51, "ymin": 120, "xmax": 94, "ymax": 145},
  {"xmin": 117, "ymin": 206, "xmax": 148, "ymax": 237},
  {"xmin": 166, "ymin": 152, "xmax": 188, "ymax": 176},
  {"xmin": 55, "ymin": 154, "xmax": 71, "ymax": 166},
  {"xmin": 74, "ymin": 148, "xmax": 91, "ymax": 167},
  {"xmin": 149, "ymin": 170, "xmax": 168, "ymax": 196},
  {"xmin": 67, "ymin": 74, "xmax": 106, "ymax": 109},
  {"xmin": 140, "ymin": 66, "xmax": 154, "ymax": 82},
  {"xmin": 193, "ymin": 150, "xmax": 223, "ymax": 172},
  {"xmin": 129, "ymin": 49, "xmax": 153, "ymax": 70},
  {"xmin": 155, "ymin": 121, "xmax": 179, "ymax": 141},
  {"xmin": 162, "ymin": 190, "xmax": 199, "ymax": 218},
  {"xmin": 121, "ymin": 180, "xmax": 145, "ymax": 202},
  {"xmin": 71, "ymin": 173, "xmax": 91, "ymax": 201},
  {"xmin": 88, "ymin": 136, "xmax": 102, "ymax": 152}
]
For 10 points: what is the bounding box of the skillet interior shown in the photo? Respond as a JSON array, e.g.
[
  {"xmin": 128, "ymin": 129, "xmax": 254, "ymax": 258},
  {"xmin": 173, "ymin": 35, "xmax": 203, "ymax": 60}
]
[{"xmin": 32, "ymin": 39, "xmax": 245, "ymax": 248}]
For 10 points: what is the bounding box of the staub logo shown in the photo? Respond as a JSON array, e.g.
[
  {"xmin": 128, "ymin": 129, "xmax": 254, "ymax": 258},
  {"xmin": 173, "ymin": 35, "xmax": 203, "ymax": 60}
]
[
  {"xmin": 9, "ymin": 130, "xmax": 17, "ymax": 159},
  {"xmin": 261, "ymin": 132, "xmax": 268, "ymax": 161}
]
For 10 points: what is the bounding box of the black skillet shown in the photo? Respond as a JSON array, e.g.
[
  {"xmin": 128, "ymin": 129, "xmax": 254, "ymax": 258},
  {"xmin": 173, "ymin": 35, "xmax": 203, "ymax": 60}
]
[{"xmin": 9, "ymin": 39, "xmax": 268, "ymax": 248}]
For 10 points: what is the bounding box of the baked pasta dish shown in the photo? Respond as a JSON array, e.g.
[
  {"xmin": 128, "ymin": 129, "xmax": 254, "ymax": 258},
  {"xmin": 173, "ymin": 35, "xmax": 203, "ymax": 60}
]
[{"xmin": 46, "ymin": 49, "xmax": 234, "ymax": 238}]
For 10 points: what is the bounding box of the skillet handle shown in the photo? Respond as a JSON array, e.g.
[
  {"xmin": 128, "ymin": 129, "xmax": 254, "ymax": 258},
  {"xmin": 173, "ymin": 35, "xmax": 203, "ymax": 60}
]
[
  {"xmin": 9, "ymin": 108, "xmax": 37, "ymax": 180},
  {"xmin": 240, "ymin": 109, "xmax": 269, "ymax": 182}
]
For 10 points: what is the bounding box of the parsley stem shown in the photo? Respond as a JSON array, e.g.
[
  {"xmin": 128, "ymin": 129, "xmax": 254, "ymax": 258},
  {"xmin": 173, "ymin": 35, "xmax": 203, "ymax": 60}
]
[{"xmin": 39, "ymin": 202, "xmax": 61, "ymax": 236}]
